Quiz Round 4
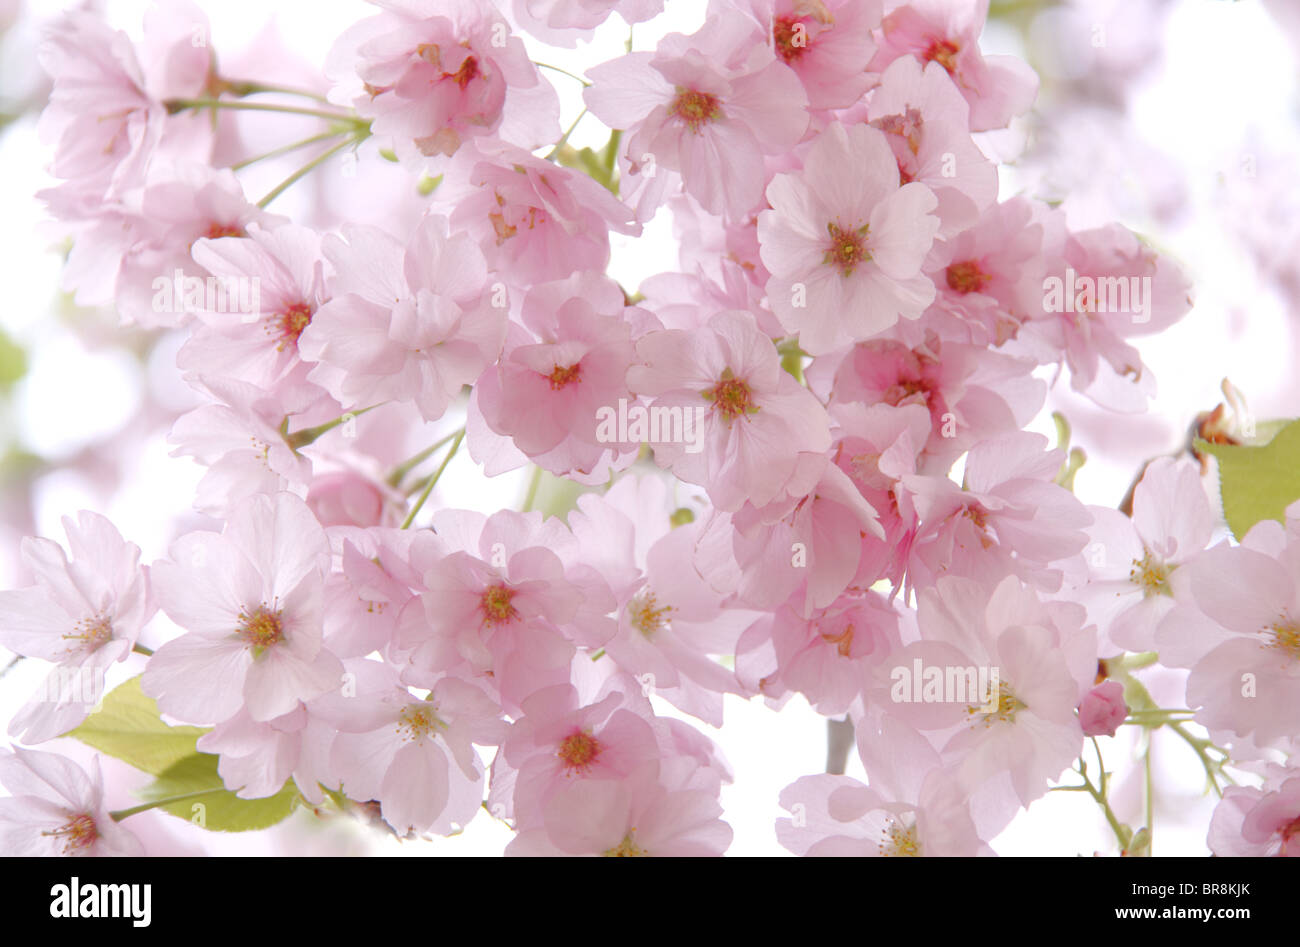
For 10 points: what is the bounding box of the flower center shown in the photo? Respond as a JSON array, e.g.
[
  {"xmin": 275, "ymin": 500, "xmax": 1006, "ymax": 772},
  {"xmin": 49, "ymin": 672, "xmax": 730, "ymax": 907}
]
[
  {"xmin": 62, "ymin": 614, "xmax": 113, "ymax": 655},
  {"xmin": 946, "ymin": 260, "xmax": 991, "ymax": 295},
  {"xmin": 924, "ymin": 38, "xmax": 960, "ymax": 74},
  {"xmin": 878, "ymin": 818, "xmax": 921, "ymax": 857},
  {"xmin": 603, "ymin": 831, "xmax": 647, "ymax": 857},
  {"xmin": 396, "ymin": 703, "xmax": 446, "ymax": 744},
  {"xmin": 669, "ymin": 88, "xmax": 722, "ymax": 133},
  {"xmin": 821, "ymin": 622, "xmax": 855, "ymax": 658},
  {"xmin": 272, "ymin": 302, "xmax": 314, "ymax": 350},
  {"xmin": 773, "ymin": 15, "xmax": 810, "ymax": 62},
  {"xmin": 873, "ymin": 108, "xmax": 925, "ymax": 157},
  {"xmin": 968, "ymin": 681, "xmax": 1026, "ymax": 727},
  {"xmin": 823, "ymin": 222, "xmax": 871, "ymax": 277},
  {"xmin": 963, "ymin": 504, "xmax": 996, "ymax": 549},
  {"xmin": 628, "ymin": 590, "xmax": 674, "ymax": 637},
  {"xmin": 703, "ymin": 368, "xmax": 758, "ymax": 422},
  {"xmin": 204, "ymin": 222, "xmax": 244, "ymax": 240},
  {"xmin": 453, "ymin": 56, "xmax": 479, "ymax": 89},
  {"xmin": 548, "ymin": 362, "xmax": 582, "ymax": 390},
  {"xmin": 1130, "ymin": 552, "xmax": 1172, "ymax": 597},
  {"xmin": 481, "ymin": 583, "xmax": 519, "ymax": 627},
  {"xmin": 1280, "ymin": 815, "xmax": 1300, "ymax": 855},
  {"xmin": 43, "ymin": 813, "xmax": 99, "ymax": 854},
  {"xmin": 1264, "ymin": 619, "xmax": 1300, "ymax": 661},
  {"xmin": 558, "ymin": 730, "xmax": 602, "ymax": 773},
  {"xmin": 237, "ymin": 605, "xmax": 284, "ymax": 655}
]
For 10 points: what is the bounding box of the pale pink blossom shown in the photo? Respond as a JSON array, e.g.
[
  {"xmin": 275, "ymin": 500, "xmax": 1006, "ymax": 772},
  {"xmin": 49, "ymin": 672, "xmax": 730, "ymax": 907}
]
[
  {"xmin": 871, "ymin": 0, "xmax": 1039, "ymax": 132},
  {"xmin": 1208, "ymin": 773, "xmax": 1300, "ymax": 857},
  {"xmin": 584, "ymin": 13, "xmax": 810, "ymax": 219},
  {"xmin": 324, "ymin": 661, "xmax": 504, "ymax": 837},
  {"xmin": 180, "ymin": 223, "xmax": 330, "ymax": 403},
  {"xmin": 0, "ymin": 513, "xmax": 153, "ymax": 744},
  {"xmin": 627, "ymin": 309, "xmax": 832, "ymax": 512},
  {"xmin": 759, "ymin": 122, "xmax": 940, "ymax": 355},
  {"xmin": 0, "ymin": 748, "xmax": 143, "ymax": 856},
  {"xmin": 142, "ymin": 492, "xmax": 343, "ymax": 725},
  {"xmin": 726, "ymin": 0, "xmax": 882, "ymax": 110},
  {"xmin": 326, "ymin": 0, "xmax": 559, "ymax": 160},
  {"xmin": 442, "ymin": 140, "xmax": 640, "ymax": 287},
  {"xmin": 863, "ymin": 55, "xmax": 998, "ymax": 237},
  {"xmin": 298, "ymin": 215, "xmax": 506, "ymax": 422},
  {"xmin": 507, "ymin": 760, "xmax": 732, "ymax": 856},
  {"xmin": 472, "ymin": 273, "xmax": 639, "ymax": 479},
  {"xmin": 510, "ymin": 0, "xmax": 664, "ymax": 47}
]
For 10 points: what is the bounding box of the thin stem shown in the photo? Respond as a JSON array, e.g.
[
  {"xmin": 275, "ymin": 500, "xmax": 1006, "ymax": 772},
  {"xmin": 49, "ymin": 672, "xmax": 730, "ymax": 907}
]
[
  {"xmin": 0, "ymin": 654, "xmax": 23, "ymax": 680},
  {"xmin": 1167, "ymin": 720, "xmax": 1233, "ymax": 797},
  {"xmin": 387, "ymin": 427, "xmax": 466, "ymax": 488},
  {"xmin": 230, "ymin": 129, "xmax": 347, "ymax": 171},
  {"xmin": 1144, "ymin": 733, "xmax": 1154, "ymax": 853},
  {"xmin": 545, "ymin": 107, "xmax": 589, "ymax": 161},
  {"xmin": 1074, "ymin": 759, "xmax": 1130, "ymax": 851},
  {"xmin": 521, "ymin": 465, "xmax": 543, "ymax": 513},
  {"xmin": 284, "ymin": 404, "xmax": 381, "ymax": 451},
  {"xmin": 534, "ymin": 62, "xmax": 591, "ymax": 87},
  {"xmin": 218, "ymin": 79, "xmax": 335, "ymax": 105},
  {"xmin": 110, "ymin": 789, "xmax": 227, "ymax": 822},
  {"xmin": 258, "ymin": 137, "xmax": 357, "ymax": 209},
  {"xmin": 165, "ymin": 97, "xmax": 359, "ymax": 124},
  {"xmin": 1090, "ymin": 736, "xmax": 1107, "ymax": 797},
  {"xmin": 401, "ymin": 429, "xmax": 464, "ymax": 529}
]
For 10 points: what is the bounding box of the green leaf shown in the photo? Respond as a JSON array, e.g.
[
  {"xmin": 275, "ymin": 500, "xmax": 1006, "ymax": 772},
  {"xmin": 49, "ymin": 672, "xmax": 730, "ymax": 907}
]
[
  {"xmin": 67, "ymin": 676, "xmax": 209, "ymax": 776},
  {"xmin": 1197, "ymin": 418, "xmax": 1300, "ymax": 539},
  {"xmin": 140, "ymin": 752, "xmax": 300, "ymax": 832}
]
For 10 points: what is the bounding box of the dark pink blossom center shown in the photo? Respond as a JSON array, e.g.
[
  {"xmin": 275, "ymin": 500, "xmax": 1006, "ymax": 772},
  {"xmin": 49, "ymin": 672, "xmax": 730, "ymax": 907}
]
[
  {"xmin": 43, "ymin": 813, "xmax": 98, "ymax": 854},
  {"xmin": 824, "ymin": 222, "xmax": 871, "ymax": 276},
  {"xmin": 703, "ymin": 369, "xmax": 758, "ymax": 422},
  {"xmin": 670, "ymin": 89, "xmax": 722, "ymax": 133},
  {"xmin": 946, "ymin": 260, "xmax": 992, "ymax": 295},
  {"xmin": 481, "ymin": 583, "xmax": 519, "ymax": 626},
  {"xmin": 547, "ymin": 363, "xmax": 582, "ymax": 390},
  {"xmin": 924, "ymin": 38, "xmax": 960, "ymax": 74},
  {"xmin": 237, "ymin": 605, "xmax": 284, "ymax": 653},
  {"xmin": 557, "ymin": 730, "xmax": 601, "ymax": 772}
]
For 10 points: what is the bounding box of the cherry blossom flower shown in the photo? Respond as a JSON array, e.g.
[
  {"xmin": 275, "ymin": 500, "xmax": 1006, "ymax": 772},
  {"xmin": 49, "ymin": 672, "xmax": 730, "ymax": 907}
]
[
  {"xmin": 298, "ymin": 215, "xmax": 506, "ymax": 422},
  {"xmin": 584, "ymin": 13, "xmax": 810, "ymax": 219},
  {"xmin": 510, "ymin": 0, "xmax": 664, "ymax": 47},
  {"xmin": 627, "ymin": 309, "xmax": 832, "ymax": 512},
  {"xmin": 507, "ymin": 760, "xmax": 732, "ymax": 856},
  {"xmin": 0, "ymin": 513, "xmax": 153, "ymax": 744},
  {"xmin": 759, "ymin": 121, "xmax": 940, "ymax": 355},
  {"xmin": 471, "ymin": 272, "xmax": 639, "ymax": 479},
  {"xmin": 0, "ymin": 747, "xmax": 143, "ymax": 856},
  {"xmin": 179, "ymin": 223, "xmax": 330, "ymax": 403},
  {"xmin": 325, "ymin": 661, "xmax": 504, "ymax": 837},
  {"xmin": 871, "ymin": 0, "xmax": 1039, "ymax": 132},
  {"xmin": 441, "ymin": 140, "xmax": 641, "ymax": 287},
  {"xmin": 728, "ymin": 0, "xmax": 882, "ymax": 111},
  {"xmin": 142, "ymin": 492, "xmax": 343, "ymax": 725},
  {"xmin": 1073, "ymin": 456, "xmax": 1214, "ymax": 653},
  {"xmin": 1209, "ymin": 772, "xmax": 1300, "ymax": 857},
  {"xmin": 326, "ymin": 0, "xmax": 559, "ymax": 160}
]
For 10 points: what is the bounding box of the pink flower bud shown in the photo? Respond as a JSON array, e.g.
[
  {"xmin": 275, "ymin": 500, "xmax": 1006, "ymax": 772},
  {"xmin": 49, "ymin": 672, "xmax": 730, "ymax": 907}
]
[
  {"xmin": 1078, "ymin": 680, "xmax": 1128, "ymax": 737},
  {"xmin": 306, "ymin": 471, "xmax": 391, "ymax": 529}
]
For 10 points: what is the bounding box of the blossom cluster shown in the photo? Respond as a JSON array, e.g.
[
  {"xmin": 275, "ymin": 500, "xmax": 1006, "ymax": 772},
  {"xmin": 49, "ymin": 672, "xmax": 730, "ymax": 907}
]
[{"xmin": 2, "ymin": 0, "xmax": 1295, "ymax": 858}]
